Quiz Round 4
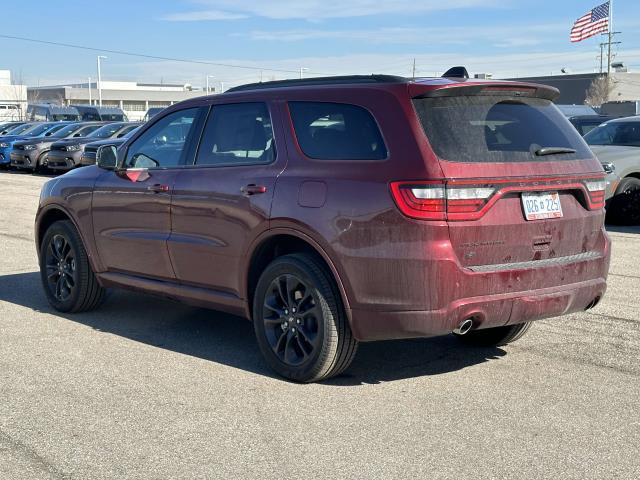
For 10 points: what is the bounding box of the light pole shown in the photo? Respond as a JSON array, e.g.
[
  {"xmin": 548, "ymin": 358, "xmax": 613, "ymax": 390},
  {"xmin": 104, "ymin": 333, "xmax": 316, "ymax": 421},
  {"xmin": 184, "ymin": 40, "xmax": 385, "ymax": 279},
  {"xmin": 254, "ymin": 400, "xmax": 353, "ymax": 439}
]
[
  {"xmin": 97, "ymin": 56, "xmax": 107, "ymax": 107},
  {"xmin": 88, "ymin": 76, "xmax": 92, "ymax": 105},
  {"xmin": 299, "ymin": 67, "xmax": 309, "ymax": 79},
  {"xmin": 205, "ymin": 75, "xmax": 215, "ymax": 94}
]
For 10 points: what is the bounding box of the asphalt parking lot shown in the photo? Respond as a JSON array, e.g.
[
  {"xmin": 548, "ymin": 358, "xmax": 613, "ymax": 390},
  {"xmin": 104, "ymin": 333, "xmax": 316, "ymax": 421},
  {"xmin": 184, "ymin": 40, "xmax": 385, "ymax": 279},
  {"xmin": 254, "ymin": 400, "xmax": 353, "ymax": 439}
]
[{"xmin": 0, "ymin": 171, "xmax": 638, "ymax": 480}]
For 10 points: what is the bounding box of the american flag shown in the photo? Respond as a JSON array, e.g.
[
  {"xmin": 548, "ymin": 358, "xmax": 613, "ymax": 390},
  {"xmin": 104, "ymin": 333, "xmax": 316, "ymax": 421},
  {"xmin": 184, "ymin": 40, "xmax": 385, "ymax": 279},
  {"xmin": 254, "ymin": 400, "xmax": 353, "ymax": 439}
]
[{"xmin": 570, "ymin": 2, "xmax": 610, "ymax": 42}]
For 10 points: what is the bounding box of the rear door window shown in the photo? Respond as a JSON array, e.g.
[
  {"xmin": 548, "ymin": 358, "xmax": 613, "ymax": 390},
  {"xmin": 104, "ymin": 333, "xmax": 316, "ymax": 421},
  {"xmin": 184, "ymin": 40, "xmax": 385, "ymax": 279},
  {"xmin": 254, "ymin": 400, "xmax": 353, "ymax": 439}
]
[
  {"xmin": 195, "ymin": 102, "xmax": 274, "ymax": 166},
  {"xmin": 413, "ymin": 95, "xmax": 592, "ymax": 162},
  {"xmin": 288, "ymin": 102, "xmax": 387, "ymax": 160}
]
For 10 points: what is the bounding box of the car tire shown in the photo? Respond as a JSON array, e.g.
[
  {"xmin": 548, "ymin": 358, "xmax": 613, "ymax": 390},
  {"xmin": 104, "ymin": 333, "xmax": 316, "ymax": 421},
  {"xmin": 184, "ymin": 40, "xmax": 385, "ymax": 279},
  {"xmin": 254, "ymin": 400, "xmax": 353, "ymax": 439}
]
[
  {"xmin": 454, "ymin": 322, "xmax": 532, "ymax": 347},
  {"xmin": 39, "ymin": 220, "xmax": 105, "ymax": 313},
  {"xmin": 253, "ymin": 253, "xmax": 358, "ymax": 383},
  {"xmin": 33, "ymin": 152, "xmax": 48, "ymax": 174},
  {"xmin": 607, "ymin": 177, "xmax": 640, "ymax": 226}
]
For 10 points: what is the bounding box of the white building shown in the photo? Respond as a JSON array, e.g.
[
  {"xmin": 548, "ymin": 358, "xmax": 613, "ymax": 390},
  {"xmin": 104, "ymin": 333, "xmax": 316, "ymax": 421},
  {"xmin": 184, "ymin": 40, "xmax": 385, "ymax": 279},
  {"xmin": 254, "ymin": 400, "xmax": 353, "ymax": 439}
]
[
  {"xmin": 28, "ymin": 81, "xmax": 207, "ymax": 121},
  {"xmin": 0, "ymin": 70, "xmax": 28, "ymax": 121}
]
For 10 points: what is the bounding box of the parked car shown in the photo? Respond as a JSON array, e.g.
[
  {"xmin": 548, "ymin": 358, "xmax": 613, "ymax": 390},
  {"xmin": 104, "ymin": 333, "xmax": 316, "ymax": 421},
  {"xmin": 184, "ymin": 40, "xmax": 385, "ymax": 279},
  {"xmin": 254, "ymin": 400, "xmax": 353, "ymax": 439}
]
[
  {"xmin": 35, "ymin": 74, "xmax": 610, "ymax": 382},
  {"xmin": 585, "ymin": 116, "xmax": 640, "ymax": 225},
  {"xmin": 143, "ymin": 107, "xmax": 166, "ymax": 122},
  {"xmin": 0, "ymin": 122, "xmax": 66, "ymax": 169},
  {"xmin": 568, "ymin": 115, "xmax": 616, "ymax": 136},
  {"xmin": 80, "ymin": 126, "xmax": 141, "ymax": 166},
  {"xmin": 47, "ymin": 122, "xmax": 139, "ymax": 172},
  {"xmin": 26, "ymin": 104, "xmax": 81, "ymax": 122},
  {"xmin": 556, "ymin": 104, "xmax": 598, "ymax": 117},
  {"xmin": 10, "ymin": 122, "xmax": 106, "ymax": 172},
  {"xmin": 0, "ymin": 121, "xmax": 28, "ymax": 136},
  {"xmin": 600, "ymin": 101, "xmax": 640, "ymax": 117},
  {"xmin": 74, "ymin": 105, "xmax": 128, "ymax": 122}
]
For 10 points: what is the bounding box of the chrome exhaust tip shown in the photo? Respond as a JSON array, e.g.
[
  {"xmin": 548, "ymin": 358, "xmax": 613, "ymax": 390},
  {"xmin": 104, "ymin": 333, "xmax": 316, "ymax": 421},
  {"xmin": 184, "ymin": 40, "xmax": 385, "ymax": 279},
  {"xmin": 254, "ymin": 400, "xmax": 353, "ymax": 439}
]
[{"xmin": 453, "ymin": 318, "xmax": 474, "ymax": 335}]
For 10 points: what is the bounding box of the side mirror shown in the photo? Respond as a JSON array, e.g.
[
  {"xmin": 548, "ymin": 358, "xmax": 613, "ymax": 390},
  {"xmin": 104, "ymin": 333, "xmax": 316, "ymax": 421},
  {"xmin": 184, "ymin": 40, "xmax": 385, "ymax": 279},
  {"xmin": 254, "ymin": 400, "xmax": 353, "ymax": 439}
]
[{"xmin": 96, "ymin": 145, "xmax": 118, "ymax": 170}]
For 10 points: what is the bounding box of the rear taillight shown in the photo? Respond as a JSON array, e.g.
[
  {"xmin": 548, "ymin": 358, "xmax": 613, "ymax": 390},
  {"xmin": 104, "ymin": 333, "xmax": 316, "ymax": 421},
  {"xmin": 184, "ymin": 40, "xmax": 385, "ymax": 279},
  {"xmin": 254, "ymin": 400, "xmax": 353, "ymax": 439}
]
[
  {"xmin": 584, "ymin": 179, "xmax": 606, "ymax": 209},
  {"xmin": 391, "ymin": 175, "xmax": 607, "ymax": 221},
  {"xmin": 390, "ymin": 182, "xmax": 494, "ymax": 220}
]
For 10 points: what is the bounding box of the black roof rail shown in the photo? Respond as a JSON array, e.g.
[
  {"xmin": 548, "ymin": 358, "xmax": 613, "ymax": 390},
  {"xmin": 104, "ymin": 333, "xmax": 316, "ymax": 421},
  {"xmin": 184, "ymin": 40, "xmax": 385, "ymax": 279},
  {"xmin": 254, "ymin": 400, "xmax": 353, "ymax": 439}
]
[
  {"xmin": 225, "ymin": 74, "xmax": 408, "ymax": 93},
  {"xmin": 442, "ymin": 66, "xmax": 469, "ymax": 79}
]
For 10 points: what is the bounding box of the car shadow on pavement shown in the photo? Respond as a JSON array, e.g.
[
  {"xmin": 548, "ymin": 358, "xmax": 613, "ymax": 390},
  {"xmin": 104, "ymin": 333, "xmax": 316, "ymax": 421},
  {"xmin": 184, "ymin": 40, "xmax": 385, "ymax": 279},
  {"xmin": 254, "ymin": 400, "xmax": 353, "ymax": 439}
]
[
  {"xmin": 0, "ymin": 271, "xmax": 506, "ymax": 385},
  {"xmin": 605, "ymin": 225, "xmax": 640, "ymax": 234}
]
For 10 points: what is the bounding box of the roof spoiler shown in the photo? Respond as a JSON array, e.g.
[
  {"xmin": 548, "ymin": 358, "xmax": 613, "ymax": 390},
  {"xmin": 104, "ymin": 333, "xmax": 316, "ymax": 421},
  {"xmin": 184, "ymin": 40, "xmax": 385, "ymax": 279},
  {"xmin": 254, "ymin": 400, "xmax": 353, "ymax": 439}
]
[{"xmin": 442, "ymin": 66, "xmax": 469, "ymax": 79}]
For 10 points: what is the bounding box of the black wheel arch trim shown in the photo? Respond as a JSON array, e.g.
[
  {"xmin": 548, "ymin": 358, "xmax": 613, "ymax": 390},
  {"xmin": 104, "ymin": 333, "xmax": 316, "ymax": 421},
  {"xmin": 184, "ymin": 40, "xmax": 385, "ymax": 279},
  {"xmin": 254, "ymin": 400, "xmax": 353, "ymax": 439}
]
[
  {"xmin": 243, "ymin": 227, "xmax": 353, "ymax": 325},
  {"xmin": 35, "ymin": 203, "xmax": 103, "ymax": 274}
]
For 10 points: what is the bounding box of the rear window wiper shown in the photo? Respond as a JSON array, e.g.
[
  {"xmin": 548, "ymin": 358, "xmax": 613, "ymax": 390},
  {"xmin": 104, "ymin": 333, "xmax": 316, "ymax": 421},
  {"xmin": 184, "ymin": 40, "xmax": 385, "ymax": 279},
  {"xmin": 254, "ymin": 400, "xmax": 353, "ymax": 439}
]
[{"xmin": 534, "ymin": 147, "xmax": 577, "ymax": 156}]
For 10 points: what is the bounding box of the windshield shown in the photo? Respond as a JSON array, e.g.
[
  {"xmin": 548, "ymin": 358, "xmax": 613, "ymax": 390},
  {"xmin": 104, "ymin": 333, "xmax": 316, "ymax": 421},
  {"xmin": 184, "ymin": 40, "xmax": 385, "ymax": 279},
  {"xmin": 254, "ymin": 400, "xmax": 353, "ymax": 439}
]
[
  {"xmin": 25, "ymin": 123, "xmax": 58, "ymax": 137},
  {"xmin": 5, "ymin": 123, "xmax": 36, "ymax": 136},
  {"xmin": 413, "ymin": 95, "xmax": 592, "ymax": 162},
  {"xmin": 43, "ymin": 124, "xmax": 68, "ymax": 136},
  {"xmin": 88, "ymin": 123, "xmax": 124, "ymax": 139},
  {"xmin": 584, "ymin": 122, "xmax": 640, "ymax": 147},
  {"xmin": 51, "ymin": 123, "xmax": 85, "ymax": 138},
  {"xmin": 52, "ymin": 114, "xmax": 80, "ymax": 121},
  {"xmin": 101, "ymin": 114, "xmax": 126, "ymax": 121}
]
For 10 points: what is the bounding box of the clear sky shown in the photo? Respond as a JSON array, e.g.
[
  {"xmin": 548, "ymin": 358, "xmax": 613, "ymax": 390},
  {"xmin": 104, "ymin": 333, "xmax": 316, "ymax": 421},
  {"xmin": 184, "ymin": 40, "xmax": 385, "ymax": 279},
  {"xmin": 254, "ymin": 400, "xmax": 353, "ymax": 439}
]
[{"xmin": 3, "ymin": 0, "xmax": 639, "ymax": 89}]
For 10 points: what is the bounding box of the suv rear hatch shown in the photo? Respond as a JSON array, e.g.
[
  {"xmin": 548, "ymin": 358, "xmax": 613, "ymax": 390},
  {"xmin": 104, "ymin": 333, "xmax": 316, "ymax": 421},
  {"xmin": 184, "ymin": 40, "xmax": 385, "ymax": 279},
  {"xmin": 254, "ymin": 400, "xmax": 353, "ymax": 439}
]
[{"xmin": 394, "ymin": 82, "xmax": 606, "ymax": 269}]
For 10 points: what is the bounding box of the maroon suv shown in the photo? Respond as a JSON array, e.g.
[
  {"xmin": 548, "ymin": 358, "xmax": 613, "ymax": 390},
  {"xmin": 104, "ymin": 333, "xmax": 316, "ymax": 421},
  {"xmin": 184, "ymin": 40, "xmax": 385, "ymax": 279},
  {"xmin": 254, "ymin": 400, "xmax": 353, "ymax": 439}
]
[{"xmin": 35, "ymin": 74, "xmax": 610, "ymax": 382}]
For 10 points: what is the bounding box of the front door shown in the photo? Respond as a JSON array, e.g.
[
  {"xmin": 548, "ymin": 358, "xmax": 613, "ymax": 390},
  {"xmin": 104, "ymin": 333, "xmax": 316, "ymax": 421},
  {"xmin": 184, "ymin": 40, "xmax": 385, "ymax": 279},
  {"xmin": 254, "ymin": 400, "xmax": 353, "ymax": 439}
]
[
  {"xmin": 92, "ymin": 106, "xmax": 203, "ymax": 280},
  {"xmin": 169, "ymin": 101, "xmax": 285, "ymax": 297}
]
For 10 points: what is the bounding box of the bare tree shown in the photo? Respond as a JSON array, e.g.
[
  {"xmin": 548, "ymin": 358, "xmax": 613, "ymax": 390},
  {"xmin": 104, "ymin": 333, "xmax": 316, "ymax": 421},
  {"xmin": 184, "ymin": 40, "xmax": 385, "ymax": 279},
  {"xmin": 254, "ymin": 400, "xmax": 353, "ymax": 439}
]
[{"xmin": 585, "ymin": 75, "xmax": 611, "ymax": 107}]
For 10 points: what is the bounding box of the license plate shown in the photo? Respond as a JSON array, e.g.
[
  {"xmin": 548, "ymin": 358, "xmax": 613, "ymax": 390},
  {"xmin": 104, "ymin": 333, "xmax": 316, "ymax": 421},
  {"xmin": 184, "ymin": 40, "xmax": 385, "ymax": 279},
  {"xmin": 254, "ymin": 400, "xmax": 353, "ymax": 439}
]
[{"xmin": 521, "ymin": 192, "xmax": 563, "ymax": 220}]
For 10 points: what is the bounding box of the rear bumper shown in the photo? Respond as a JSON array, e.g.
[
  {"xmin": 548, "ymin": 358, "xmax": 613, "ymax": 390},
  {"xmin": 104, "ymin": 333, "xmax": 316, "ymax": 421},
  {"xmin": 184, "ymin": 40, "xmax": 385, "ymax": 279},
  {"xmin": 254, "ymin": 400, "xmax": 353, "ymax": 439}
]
[{"xmin": 349, "ymin": 276, "xmax": 606, "ymax": 341}]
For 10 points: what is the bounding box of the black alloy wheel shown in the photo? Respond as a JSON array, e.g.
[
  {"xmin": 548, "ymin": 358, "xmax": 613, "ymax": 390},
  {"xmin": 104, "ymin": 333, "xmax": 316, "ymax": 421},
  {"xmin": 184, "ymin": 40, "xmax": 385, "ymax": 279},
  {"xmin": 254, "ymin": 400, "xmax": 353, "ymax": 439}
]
[
  {"xmin": 262, "ymin": 274, "xmax": 321, "ymax": 367},
  {"xmin": 253, "ymin": 253, "xmax": 358, "ymax": 383},
  {"xmin": 39, "ymin": 220, "xmax": 105, "ymax": 313},
  {"xmin": 44, "ymin": 233, "xmax": 77, "ymax": 302}
]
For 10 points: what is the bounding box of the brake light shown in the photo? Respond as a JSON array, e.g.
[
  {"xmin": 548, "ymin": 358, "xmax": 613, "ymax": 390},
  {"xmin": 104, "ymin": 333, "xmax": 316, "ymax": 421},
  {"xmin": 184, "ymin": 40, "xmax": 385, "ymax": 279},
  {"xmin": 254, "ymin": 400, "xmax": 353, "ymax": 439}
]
[
  {"xmin": 391, "ymin": 175, "xmax": 607, "ymax": 220},
  {"xmin": 390, "ymin": 182, "xmax": 494, "ymax": 220},
  {"xmin": 584, "ymin": 179, "xmax": 606, "ymax": 209}
]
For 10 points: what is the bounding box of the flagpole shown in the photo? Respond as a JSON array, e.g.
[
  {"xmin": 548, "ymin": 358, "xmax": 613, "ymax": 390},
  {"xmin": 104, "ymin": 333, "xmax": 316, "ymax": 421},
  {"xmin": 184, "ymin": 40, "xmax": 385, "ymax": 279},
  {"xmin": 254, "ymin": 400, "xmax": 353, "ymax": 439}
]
[{"xmin": 607, "ymin": 0, "xmax": 613, "ymax": 77}]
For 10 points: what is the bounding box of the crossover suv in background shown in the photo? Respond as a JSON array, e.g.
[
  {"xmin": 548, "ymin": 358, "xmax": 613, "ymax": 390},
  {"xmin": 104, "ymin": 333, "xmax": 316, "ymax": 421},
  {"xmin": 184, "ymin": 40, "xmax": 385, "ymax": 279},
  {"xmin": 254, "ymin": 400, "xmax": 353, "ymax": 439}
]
[
  {"xmin": 568, "ymin": 115, "xmax": 616, "ymax": 136},
  {"xmin": 0, "ymin": 122, "xmax": 67, "ymax": 168},
  {"xmin": 47, "ymin": 122, "xmax": 140, "ymax": 172},
  {"xmin": 80, "ymin": 126, "xmax": 141, "ymax": 166},
  {"xmin": 36, "ymin": 74, "xmax": 610, "ymax": 382},
  {"xmin": 11, "ymin": 122, "xmax": 106, "ymax": 172},
  {"xmin": 27, "ymin": 104, "xmax": 81, "ymax": 121},
  {"xmin": 0, "ymin": 121, "xmax": 28, "ymax": 136},
  {"xmin": 75, "ymin": 105, "xmax": 128, "ymax": 122},
  {"xmin": 585, "ymin": 116, "xmax": 640, "ymax": 225}
]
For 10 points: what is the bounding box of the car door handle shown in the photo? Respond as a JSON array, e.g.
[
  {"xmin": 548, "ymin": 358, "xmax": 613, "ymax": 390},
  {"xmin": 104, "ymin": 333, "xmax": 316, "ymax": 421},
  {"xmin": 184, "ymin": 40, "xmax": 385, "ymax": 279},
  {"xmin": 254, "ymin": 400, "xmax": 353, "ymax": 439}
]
[
  {"xmin": 147, "ymin": 184, "xmax": 170, "ymax": 193},
  {"xmin": 241, "ymin": 184, "xmax": 267, "ymax": 196}
]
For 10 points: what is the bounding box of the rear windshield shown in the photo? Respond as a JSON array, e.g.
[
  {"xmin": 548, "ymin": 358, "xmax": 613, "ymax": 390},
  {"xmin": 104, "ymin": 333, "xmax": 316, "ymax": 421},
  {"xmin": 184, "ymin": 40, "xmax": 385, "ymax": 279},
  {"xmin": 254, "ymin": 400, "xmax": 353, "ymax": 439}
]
[
  {"xmin": 413, "ymin": 95, "xmax": 592, "ymax": 162},
  {"xmin": 584, "ymin": 122, "xmax": 640, "ymax": 147}
]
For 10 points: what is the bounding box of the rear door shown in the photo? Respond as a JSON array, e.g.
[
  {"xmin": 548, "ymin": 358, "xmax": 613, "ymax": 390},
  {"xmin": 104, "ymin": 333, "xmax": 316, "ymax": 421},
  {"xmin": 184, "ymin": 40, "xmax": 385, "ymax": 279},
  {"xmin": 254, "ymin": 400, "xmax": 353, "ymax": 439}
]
[
  {"xmin": 168, "ymin": 101, "xmax": 284, "ymax": 297},
  {"xmin": 411, "ymin": 85, "xmax": 606, "ymax": 269}
]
